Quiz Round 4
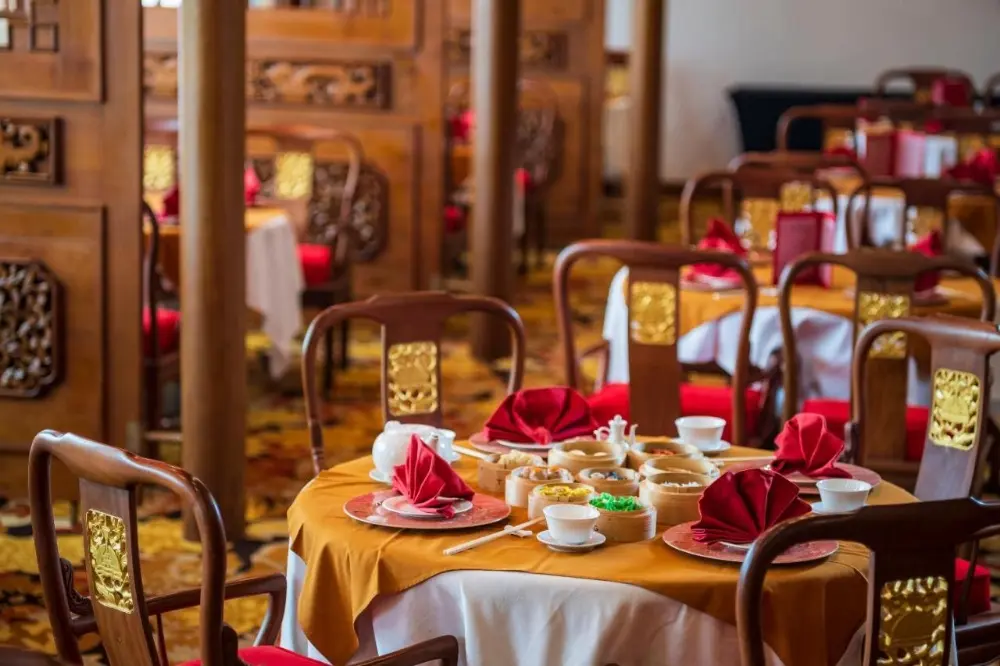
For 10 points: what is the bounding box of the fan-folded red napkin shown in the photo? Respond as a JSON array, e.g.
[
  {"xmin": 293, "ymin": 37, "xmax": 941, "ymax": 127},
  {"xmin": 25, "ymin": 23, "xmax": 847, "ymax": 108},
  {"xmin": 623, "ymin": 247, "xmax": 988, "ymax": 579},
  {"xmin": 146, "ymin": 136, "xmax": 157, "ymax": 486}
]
[
  {"xmin": 244, "ymin": 166, "xmax": 261, "ymax": 207},
  {"xmin": 946, "ymin": 148, "xmax": 999, "ymax": 187},
  {"xmin": 771, "ymin": 413, "xmax": 851, "ymax": 479},
  {"xmin": 691, "ymin": 468, "xmax": 811, "ymax": 544},
  {"xmin": 391, "ymin": 435, "xmax": 474, "ymax": 517},
  {"xmin": 689, "ymin": 218, "xmax": 746, "ymax": 281},
  {"xmin": 483, "ymin": 387, "xmax": 599, "ymax": 445},
  {"xmin": 910, "ymin": 229, "xmax": 943, "ymax": 293}
]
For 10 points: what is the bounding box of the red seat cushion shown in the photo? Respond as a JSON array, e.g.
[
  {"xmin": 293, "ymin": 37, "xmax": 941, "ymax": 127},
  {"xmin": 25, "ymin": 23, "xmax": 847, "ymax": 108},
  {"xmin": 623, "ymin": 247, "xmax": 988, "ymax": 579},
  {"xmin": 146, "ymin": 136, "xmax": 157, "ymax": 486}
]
[
  {"xmin": 298, "ymin": 243, "xmax": 332, "ymax": 287},
  {"xmin": 142, "ymin": 307, "xmax": 180, "ymax": 355},
  {"xmin": 955, "ymin": 557, "xmax": 993, "ymax": 617},
  {"xmin": 586, "ymin": 382, "xmax": 763, "ymax": 442},
  {"xmin": 801, "ymin": 398, "xmax": 929, "ymax": 462},
  {"xmin": 179, "ymin": 646, "xmax": 326, "ymax": 666}
]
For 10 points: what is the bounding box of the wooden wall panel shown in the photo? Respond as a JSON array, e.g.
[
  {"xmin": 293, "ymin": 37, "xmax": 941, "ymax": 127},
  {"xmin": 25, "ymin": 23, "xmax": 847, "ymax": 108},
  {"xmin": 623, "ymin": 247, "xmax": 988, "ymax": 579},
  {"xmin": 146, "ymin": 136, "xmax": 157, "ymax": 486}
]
[{"xmin": 446, "ymin": 0, "xmax": 605, "ymax": 244}]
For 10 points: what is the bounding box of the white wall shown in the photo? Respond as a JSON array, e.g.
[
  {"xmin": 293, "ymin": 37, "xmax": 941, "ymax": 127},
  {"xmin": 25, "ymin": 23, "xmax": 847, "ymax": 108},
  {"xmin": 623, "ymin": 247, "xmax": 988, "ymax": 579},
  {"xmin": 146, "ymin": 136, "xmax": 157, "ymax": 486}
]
[{"xmin": 606, "ymin": 0, "xmax": 1000, "ymax": 180}]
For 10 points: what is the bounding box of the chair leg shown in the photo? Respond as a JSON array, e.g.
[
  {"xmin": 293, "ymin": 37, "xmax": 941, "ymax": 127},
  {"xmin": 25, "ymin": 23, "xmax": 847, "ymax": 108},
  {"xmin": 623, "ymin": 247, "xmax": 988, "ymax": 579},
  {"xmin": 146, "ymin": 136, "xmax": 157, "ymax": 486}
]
[
  {"xmin": 534, "ymin": 200, "xmax": 546, "ymax": 270},
  {"xmin": 339, "ymin": 320, "xmax": 350, "ymax": 370},
  {"xmin": 323, "ymin": 329, "xmax": 335, "ymax": 400},
  {"xmin": 518, "ymin": 224, "xmax": 529, "ymax": 276}
]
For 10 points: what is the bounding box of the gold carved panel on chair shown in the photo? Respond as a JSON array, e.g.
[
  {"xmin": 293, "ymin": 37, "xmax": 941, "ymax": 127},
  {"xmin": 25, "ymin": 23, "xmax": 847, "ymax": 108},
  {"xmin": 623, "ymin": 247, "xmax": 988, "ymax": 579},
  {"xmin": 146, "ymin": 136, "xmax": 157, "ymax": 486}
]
[
  {"xmin": 629, "ymin": 281, "xmax": 677, "ymax": 346},
  {"xmin": 0, "ymin": 259, "xmax": 61, "ymax": 398},
  {"xmin": 307, "ymin": 161, "xmax": 388, "ymax": 262},
  {"xmin": 1, "ymin": 117, "xmax": 60, "ymax": 185},
  {"xmin": 275, "ymin": 152, "xmax": 314, "ymax": 200},
  {"xmin": 86, "ymin": 509, "xmax": 134, "ymax": 615},
  {"xmin": 928, "ymin": 368, "xmax": 979, "ymax": 451},
  {"xmin": 143, "ymin": 53, "xmax": 178, "ymax": 99},
  {"xmin": 143, "ymin": 144, "xmax": 175, "ymax": 193},
  {"xmin": 247, "ymin": 60, "xmax": 392, "ymax": 109},
  {"xmin": 877, "ymin": 576, "xmax": 947, "ymax": 666},
  {"xmin": 387, "ymin": 341, "xmax": 439, "ymax": 417},
  {"xmin": 857, "ymin": 292, "xmax": 910, "ymax": 359},
  {"xmin": 448, "ymin": 29, "xmax": 569, "ymax": 69}
]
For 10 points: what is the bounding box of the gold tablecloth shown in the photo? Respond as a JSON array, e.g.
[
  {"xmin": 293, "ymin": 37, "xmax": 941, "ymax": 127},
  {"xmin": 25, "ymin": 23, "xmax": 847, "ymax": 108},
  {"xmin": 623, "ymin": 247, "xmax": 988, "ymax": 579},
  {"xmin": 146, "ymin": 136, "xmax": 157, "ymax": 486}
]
[{"xmin": 288, "ymin": 449, "xmax": 916, "ymax": 666}]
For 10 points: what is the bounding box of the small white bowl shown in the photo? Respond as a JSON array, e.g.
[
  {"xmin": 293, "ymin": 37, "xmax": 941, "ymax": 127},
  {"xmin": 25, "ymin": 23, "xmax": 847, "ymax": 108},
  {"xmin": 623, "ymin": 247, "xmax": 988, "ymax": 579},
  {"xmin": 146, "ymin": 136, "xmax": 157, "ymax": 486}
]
[
  {"xmin": 816, "ymin": 478, "xmax": 872, "ymax": 513},
  {"xmin": 675, "ymin": 416, "xmax": 726, "ymax": 450},
  {"xmin": 543, "ymin": 504, "xmax": 600, "ymax": 545}
]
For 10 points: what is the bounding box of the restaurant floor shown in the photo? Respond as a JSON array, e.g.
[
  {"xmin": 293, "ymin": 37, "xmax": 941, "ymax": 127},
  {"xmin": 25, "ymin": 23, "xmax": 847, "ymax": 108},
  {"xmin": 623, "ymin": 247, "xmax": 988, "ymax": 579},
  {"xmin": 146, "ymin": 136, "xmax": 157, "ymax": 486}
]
[{"xmin": 1, "ymin": 212, "xmax": 998, "ymax": 662}]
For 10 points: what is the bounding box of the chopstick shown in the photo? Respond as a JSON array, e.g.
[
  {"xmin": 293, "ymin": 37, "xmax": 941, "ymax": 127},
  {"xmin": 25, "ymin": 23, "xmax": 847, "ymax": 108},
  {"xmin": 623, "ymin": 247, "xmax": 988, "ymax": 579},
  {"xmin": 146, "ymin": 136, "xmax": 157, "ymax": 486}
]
[
  {"xmin": 453, "ymin": 444, "xmax": 492, "ymax": 461},
  {"xmin": 443, "ymin": 517, "xmax": 545, "ymax": 556},
  {"xmin": 712, "ymin": 456, "xmax": 774, "ymax": 465}
]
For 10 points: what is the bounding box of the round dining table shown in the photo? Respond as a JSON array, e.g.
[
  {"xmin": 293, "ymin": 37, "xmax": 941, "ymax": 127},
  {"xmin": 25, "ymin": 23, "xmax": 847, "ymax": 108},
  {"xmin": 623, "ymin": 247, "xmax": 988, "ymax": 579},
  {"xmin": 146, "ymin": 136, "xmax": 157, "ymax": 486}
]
[{"xmin": 281, "ymin": 447, "xmax": 914, "ymax": 666}]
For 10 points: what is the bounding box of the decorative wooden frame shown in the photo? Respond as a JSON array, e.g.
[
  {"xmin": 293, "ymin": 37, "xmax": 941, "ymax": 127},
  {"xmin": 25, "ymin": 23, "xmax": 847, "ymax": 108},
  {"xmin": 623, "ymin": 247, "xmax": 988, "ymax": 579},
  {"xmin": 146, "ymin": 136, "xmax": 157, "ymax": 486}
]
[
  {"xmin": 0, "ymin": 258, "xmax": 62, "ymax": 399},
  {"xmin": 0, "ymin": 116, "xmax": 61, "ymax": 186}
]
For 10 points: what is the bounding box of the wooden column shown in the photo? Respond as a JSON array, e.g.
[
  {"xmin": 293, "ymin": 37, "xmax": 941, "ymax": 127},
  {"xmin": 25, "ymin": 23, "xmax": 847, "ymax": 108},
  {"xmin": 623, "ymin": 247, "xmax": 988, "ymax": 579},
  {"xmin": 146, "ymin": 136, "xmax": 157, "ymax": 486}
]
[
  {"xmin": 625, "ymin": 0, "xmax": 665, "ymax": 241},
  {"xmin": 469, "ymin": 0, "xmax": 520, "ymax": 360},
  {"xmin": 179, "ymin": 0, "xmax": 247, "ymax": 540}
]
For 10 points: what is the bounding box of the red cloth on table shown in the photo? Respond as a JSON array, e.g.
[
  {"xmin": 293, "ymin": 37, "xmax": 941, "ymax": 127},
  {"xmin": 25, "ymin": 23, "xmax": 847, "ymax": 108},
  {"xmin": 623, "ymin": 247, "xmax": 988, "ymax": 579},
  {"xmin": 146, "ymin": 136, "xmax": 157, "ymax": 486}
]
[
  {"xmin": 955, "ymin": 557, "xmax": 993, "ymax": 617},
  {"xmin": 160, "ymin": 185, "xmax": 180, "ymax": 220},
  {"xmin": 585, "ymin": 382, "xmax": 763, "ymax": 443},
  {"xmin": 297, "ymin": 244, "xmax": 332, "ymax": 287},
  {"xmin": 484, "ymin": 386, "xmax": 598, "ymax": 445},
  {"xmin": 691, "ymin": 468, "xmax": 811, "ymax": 544},
  {"xmin": 946, "ymin": 148, "xmax": 999, "ymax": 187},
  {"xmin": 690, "ymin": 218, "xmax": 746, "ymax": 281},
  {"xmin": 910, "ymin": 229, "xmax": 943, "ymax": 293},
  {"xmin": 142, "ymin": 307, "xmax": 180, "ymax": 355},
  {"xmin": 244, "ymin": 165, "xmax": 261, "ymax": 207},
  {"xmin": 772, "ymin": 413, "xmax": 851, "ymax": 479},
  {"xmin": 180, "ymin": 646, "xmax": 325, "ymax": 666},
  {"xmin": 392, "ymin": 435, "xmax": 474, "ymax": 518},
  {"xmin": 801, "ymin": 399, "xmax": 929, "ymax": 462},
  {"xmin": 932, "ymin": 77, "xmax": 972, "ymax": 108}
]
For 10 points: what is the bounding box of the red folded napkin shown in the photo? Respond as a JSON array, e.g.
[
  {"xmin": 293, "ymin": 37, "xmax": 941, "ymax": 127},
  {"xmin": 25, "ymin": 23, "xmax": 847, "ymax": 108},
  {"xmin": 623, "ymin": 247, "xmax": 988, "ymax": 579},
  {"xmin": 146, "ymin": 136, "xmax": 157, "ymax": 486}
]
[
  {"xmin": 690, "ymin": 218, "xmax": 746, "ymax": 281},
  {"xmin": 772, "ymin": 413, "xmax": 851, "ymax": 479},
  {"xmin": 160, "ymin": 185, "xmax": 180, "ymax": 220},
  {"xmin": 244, "ymin": 166, "xmax": 261, "ymax": 207},
  {"xmin": 692, "ymin": 468, "xmax": 811, "ymax": 544},
  {"xmin": 931, "ymin": 77, "xmax": 971, "ymax": 108},
  {"xmin": 946, "ymin": 148, "xmax": 999, "ymax": 187},
  {"xmin": 483, "ymin": 387, "xmax": 598, "ymax": 445},
  {"xmin": 910, "ymin": 229, "xmax": 943, "ymax": 293},
  {"xmin": 391, "ymin": 435, "xmax": 474, "ymax": 517}
]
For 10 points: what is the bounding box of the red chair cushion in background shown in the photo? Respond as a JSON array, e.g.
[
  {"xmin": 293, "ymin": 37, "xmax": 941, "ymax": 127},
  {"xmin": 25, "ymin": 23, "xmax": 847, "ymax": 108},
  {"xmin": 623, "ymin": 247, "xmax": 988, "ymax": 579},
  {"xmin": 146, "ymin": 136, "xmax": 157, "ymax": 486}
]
[
  {"xmin": 801, "ymin": 398, "xmax": 929, "ymax": 462},
  {"xmin": 298, "ymin": 244, "xmax": 332, "ymax": 287},
  {"xmin": 955, "ymin": 557, "xmax": 993, "ymax": 617},
  {"xmin": 142, "ymin": 307, "xmax": 180, "ymax": 355},
  {"xmin": 179, "ymin": 646, "xmax": 325, "ymax": 666}
]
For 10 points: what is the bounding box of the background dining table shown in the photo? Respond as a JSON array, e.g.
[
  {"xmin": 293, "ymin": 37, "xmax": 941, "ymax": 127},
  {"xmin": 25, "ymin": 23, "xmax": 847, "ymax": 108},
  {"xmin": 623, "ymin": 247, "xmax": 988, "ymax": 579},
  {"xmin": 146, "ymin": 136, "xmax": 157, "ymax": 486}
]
[{"xmin": 280, "ymin": 447, "xmax": 914, "ymax": 666}]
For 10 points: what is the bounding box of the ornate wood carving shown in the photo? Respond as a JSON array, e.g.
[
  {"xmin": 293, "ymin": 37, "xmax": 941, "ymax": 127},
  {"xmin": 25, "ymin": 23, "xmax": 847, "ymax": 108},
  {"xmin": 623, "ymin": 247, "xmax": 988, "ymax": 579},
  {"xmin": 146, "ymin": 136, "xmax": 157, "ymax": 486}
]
[
  {"xmin": 448, "ymin": 29, "xmax": 568, "ymax": 69},
  {"xmin": 386, "ymin": 341, "xmax": 439, "ymax": 416},
  {"xmin": 0, "ymin": 0, "xmax": 59, "ymax": 53},
  {"xmin": 143, "ymin": 144, "xmax": 175, "ymax": 192},
  {"xmin": 307, "ymin": 161, "xmax": 389, "ymax": 262},
  {"xmin": 857, "ymin": 292, "xmax": 911, "ymax": 359},
  {"xmin": 248, "ymin": 60, "xmax": 392, "ymax": 109},
  {"xmin": 877, "ymin": 576, "xmax": 947, "ymax": 665},
  {"xmin": 85, "ymin": 510, "xmax": 134, "ymax": 614},
  {"xmin": 929, "ymin": 369, "xmax": 979, "ymax": 451},
  {"xmin": 629, "ymin": 281, "xmax": 677, "ymax": 346},
  {"xmin": 0, "ymin": 258, "xmax": 61, "ymax": 398},
  {"xmin": 0, "ymin": 116, "xmax": 60, "ymax": 185}
]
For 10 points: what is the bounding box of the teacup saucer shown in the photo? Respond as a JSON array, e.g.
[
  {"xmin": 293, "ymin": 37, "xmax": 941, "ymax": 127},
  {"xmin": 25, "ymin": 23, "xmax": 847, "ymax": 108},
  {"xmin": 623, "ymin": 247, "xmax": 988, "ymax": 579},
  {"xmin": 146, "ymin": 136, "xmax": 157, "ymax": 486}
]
[
  {"xmin": 369, "ymin": 469, "xmax": 392, "ymax": 484},
  {"xmin": 811, "ymin": 501, "xmax": 863, "ymax": 515},
  {"xmin": 536, "ymin": 530, "xmax": 606, "ymax": 553},
  {"xmin": 679, "ymin": 440, "xmax": 731, "ymax": 455}
]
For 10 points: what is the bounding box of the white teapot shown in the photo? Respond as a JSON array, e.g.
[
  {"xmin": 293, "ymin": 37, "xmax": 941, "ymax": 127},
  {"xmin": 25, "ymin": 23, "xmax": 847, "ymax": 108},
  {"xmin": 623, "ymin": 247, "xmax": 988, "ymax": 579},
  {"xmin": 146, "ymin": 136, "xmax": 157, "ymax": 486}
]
[{"xmin": 372, "ymin": 421, "xmax": 440, "ymax": 478}]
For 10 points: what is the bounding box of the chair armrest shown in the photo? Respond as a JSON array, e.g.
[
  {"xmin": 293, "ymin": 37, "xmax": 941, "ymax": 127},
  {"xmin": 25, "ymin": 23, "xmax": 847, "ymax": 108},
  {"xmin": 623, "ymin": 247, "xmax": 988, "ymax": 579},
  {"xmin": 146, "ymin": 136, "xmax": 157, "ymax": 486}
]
[
  {"xmin": 579, "ymin": 339, "xmax": 610, "ymax": 391},
  {"xmin": 355, "ymin": 636, "xmax": 459, "ymax": 666}
]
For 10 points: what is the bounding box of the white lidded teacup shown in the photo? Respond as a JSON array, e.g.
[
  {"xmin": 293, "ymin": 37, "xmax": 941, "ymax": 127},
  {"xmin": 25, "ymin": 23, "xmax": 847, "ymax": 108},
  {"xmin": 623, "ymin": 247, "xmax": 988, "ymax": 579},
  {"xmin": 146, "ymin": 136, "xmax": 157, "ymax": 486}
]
[
  {"xmin": 543, "ymin": 504, "xmax": 599, "ymax": 545},
  {"xmin": 816, "ymin": 478, "xmax": 872, "ymax": 513},
  {"xmin": 674, "ymin": 416, "xmax": 726, "ymax": 451}
]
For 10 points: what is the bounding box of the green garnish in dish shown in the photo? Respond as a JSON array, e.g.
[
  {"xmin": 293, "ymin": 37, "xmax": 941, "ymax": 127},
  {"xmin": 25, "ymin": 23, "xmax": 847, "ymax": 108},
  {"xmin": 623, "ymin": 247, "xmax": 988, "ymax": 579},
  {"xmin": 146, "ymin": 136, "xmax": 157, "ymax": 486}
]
[{"xmin": 589, "ymin": 493, "xmax": 642, "ymax": 512}]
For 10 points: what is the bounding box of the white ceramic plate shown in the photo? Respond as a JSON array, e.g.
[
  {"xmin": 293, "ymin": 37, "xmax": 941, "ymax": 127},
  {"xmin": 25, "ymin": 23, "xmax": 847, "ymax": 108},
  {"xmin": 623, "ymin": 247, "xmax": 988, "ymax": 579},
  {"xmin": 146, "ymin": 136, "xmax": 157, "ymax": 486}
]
[
  {"xmin": 536, "ymin": 530, "xmax": 606, "ymax": 553},
  {"xmin": 381, "ymin": 496, "xmax": 473, "ymax": 519},
  {"xmin": 678, "ymin": 440, "xmax": 731, "ymax": 455},
  {"xmin": 369, "ymin": 469, "xmax": 393, "ymax": 484},
  {"xmin": 810, "ymin": 501, "xmax": 863, "ymax": 515}
]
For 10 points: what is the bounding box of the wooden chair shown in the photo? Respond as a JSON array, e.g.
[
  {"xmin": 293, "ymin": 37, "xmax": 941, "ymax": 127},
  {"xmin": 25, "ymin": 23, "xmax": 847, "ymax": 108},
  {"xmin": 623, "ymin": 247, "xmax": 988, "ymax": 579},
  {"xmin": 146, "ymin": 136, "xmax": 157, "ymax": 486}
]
[
  {"xmin": 775, "ymin": 104, "xmax": 862, "ymax": 151},
  {"xmin": 301, "ymin": 292, "xmax": 526, "ymax": 473},
  {"xmin": 28, "ymin": 430, "xmax": 461, "ymax": 666},
  {"xmin": 779, "ymin": 249, "xmax": 995, "ymax": 488},
  {"xmin": 142, "ymin": 199, "xmax": 181, "ymax": 454},
  {"xmin": 679, "ymin": 169, "xmax": 840, "ymax": 250},
  {"xmin": 845, "ymin": 177, "xmax": 999, "ymax": 250},
  {"xmin": 737, "ymin": 497, "xmax": 1000, "ymax": 666},
  {"xmin": 728, "ymin": 150, "xmax": 869, "ymax": 181},
  {"xmin": 0, "ymin": 648, "xmax": 70, "ymax": 666},
  {"xmin": 983, "ymin": 72, "xmax": 1000, "ymax": 108},
  {"xmin": 553, "ymin": 240, "xmax": 771, "ymax": 446},
  {"xmin": 874, "ymin": 67, "xmax": 976, "ymax": 105}
]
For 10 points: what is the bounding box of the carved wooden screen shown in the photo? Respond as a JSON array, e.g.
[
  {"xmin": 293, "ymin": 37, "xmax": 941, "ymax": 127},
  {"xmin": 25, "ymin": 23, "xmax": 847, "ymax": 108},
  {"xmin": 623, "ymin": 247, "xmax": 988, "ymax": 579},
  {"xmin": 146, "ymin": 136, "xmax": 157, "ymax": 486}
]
[
  {"xmin": 446, "ymin": 0, "xmax": 606, "ymax": 243},
  {"xmin": 0, "ymin": 1, "xmax": 143, "ymax": 495},
  {"xmin": 143, "ymin": 1, "xmax": 447, "ymax": 293}
]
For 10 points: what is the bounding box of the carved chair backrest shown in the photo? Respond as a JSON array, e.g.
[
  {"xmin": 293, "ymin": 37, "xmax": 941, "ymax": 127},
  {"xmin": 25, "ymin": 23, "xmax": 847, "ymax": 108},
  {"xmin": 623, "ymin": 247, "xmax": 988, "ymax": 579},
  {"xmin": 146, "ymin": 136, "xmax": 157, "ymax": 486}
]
[
  {"xmin": 925, "ymin": 108, "xmax": 1000, "ymax": 148},
  {"xmin": 553, "ymin": 240, "xmax": 758, "ymax": 443},
  {"xmin": 679, "ymin": 169, "xmax": 840, "ymax": 249},
  {"xmin": 779, "ymin": 250, "xmax": 995, "ymax": 471},
  {"xmin": 845, "ymin": 177, "xmax": 999, "ymax": 250},
  {"xmin": 852, "ymin": 316, "xmax": 1000, "ymax": 501},
  {"xmin": 738, "ymin": 497, "xmax": 1000, "ymax": 666},
  {"xmin": 775, "ymin": 104, "xmax": 862, "ymax": 151},
  {"xmin": 301, "ymin": 292, "xmax": 526, "ymax": 473},
  {"xmin": 28, "ymin": 431, "xmax": 230, "ymax": 666},
  {"xmin": 984, "ymin": 72, "xmax": 1000, "ymax": 108},
  {"xmin": 874, "ymin": 67, "xmax": 976, "ymax": 103},
  {"xmin": 141, "ymin": 199, "xmax": 162, "ymax": 362},
  {"xmin": 728, "ymin": 151, "xmax": 869, "ymax": 182}
]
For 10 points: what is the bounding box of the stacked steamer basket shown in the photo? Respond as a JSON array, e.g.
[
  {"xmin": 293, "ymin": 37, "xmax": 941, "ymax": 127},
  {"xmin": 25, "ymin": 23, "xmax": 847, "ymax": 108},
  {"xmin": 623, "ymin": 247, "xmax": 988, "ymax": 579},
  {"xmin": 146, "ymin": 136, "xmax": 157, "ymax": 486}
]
[
  {"xmin": 577, "ymin": 467, "xmax": 641, "ymax": 496},
  {"xmin": 505, "ymin": 466, "xmax": 575, "ymax": 507},
  {"xmin": 639, "ymin": 455, "xmax": 720, "ymax": 480},
  {"xmin": 548, "ymin": 440, "xmax": 627, "ymax": 475},
  {"xmin": 477, "ymin": 451, "xmax": 545, "ymax": 493},
  {"xmin": 639, "ymin": 471, "xmax": 713, "ymax": 526},
  {"xmin": 590, "ymin": 494, "xmax": 657, "ymax": 543},
  {"xmin": 528, "ymin": 482, "xmax": 596, "ymax": 519},
  {"xmin": 626, "ymin": 439, "xmax": 700, "ymax": 470}
]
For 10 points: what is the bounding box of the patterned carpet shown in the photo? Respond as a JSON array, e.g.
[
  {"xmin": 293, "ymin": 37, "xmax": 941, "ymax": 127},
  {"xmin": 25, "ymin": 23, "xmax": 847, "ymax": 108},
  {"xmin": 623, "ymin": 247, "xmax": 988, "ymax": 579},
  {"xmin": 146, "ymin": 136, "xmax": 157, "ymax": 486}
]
[{"xmin": 0, "ymin": 255, "xmax": 619, "ymax": 664}]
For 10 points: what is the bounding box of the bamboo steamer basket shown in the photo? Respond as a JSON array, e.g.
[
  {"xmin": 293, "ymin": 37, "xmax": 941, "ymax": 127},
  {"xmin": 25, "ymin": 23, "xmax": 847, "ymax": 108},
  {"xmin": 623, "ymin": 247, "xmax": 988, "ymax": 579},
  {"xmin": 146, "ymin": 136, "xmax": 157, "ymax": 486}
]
[
  {"xmin": 548, "ymin": 440, "xmax": 626, "ymax": 475},
  {"xmin": 577, "ymin": 467, "xmax": 640, "ymax": 496},
  {"xmin": 639, "ymin": 471, "xmax": 712, "ymax": 526},
  {"xmin": 626, "ymin": 439, "xmax": 701, "ymax": 470},
  {"xmin": 528, "ymin": 482, "xmax": 596, "ymax": 520},
  {"xmin": 477, "ymin": 453, "xmax": 544, "ymax": 493},
  {"xmin": 504, "ymin": 466, "xmax": 574, "ymax": 507},
  {"xmin": 593, "ymin": 501, "xmax": 657, "ymax": 543},
  {"xmin": 640, "ymin": 456, "xmax": 720, "ymax": 480}
]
